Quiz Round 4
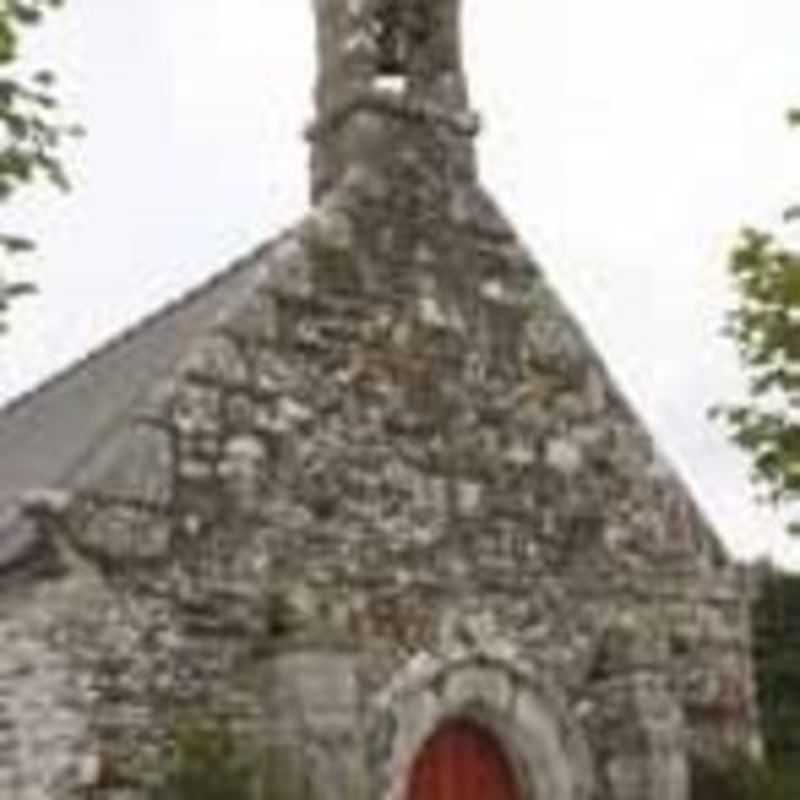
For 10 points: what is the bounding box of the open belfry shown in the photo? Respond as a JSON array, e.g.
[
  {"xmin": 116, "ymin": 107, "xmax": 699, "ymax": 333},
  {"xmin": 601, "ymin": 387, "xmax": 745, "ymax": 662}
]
[{"xmin": 0, "ymin": 2, "xmax": 760, "ymax": 798}]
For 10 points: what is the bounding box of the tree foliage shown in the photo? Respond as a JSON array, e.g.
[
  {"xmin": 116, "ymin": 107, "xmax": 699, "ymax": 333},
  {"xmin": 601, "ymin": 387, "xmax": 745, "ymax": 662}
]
[
  {"xmin": 0, "ymin": 0, "xmax": 80, "ymax": 333},
  {"xmin": 752, "ymin": 568, "xmax": 800, "ymax": 763},
  {"xmin": 714, "ymin": 111, "xmax": 800, "ymax": 533}
]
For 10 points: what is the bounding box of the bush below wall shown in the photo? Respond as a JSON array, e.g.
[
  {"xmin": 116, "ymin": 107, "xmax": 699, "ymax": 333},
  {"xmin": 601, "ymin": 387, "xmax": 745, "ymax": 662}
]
[{"xmin": 147, "ymin": 716, "xmax": 317, "ymax": 800}]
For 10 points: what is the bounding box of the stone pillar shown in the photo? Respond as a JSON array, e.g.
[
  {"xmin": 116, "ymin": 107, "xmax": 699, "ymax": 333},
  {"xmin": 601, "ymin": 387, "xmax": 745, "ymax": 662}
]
[
  {"xmin": 261, "ymin": 643, "xmax": 365, "ymax": 800},
  {"xmin": 584, "ymin": 674, "xmax": 688, "ymax": 800}
]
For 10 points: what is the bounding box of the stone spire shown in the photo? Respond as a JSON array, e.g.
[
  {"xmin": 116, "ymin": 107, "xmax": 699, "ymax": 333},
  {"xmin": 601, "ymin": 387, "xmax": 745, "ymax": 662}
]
[{"xmin": 308, "ymin": 0, "xmax": 480, "ymax": 200}]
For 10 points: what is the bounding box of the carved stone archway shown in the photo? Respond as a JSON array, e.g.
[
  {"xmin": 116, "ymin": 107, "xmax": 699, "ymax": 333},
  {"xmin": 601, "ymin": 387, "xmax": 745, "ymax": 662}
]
[{"xmin": 371, "ymin": 655, "xmax": 596, "ymax": 800}]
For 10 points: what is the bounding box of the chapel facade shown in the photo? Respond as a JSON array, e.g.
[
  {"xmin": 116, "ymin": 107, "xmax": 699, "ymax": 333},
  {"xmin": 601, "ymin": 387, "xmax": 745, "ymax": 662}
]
[{"xmin": 0, "ymin": 2, "xmax": 759, "ymax": 799}]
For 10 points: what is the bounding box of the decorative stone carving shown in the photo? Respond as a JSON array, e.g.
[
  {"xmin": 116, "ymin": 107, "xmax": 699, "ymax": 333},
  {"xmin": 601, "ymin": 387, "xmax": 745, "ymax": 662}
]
[{"xmin": 375, "ymin": 655, "xmax": 596, "ymax": 800}]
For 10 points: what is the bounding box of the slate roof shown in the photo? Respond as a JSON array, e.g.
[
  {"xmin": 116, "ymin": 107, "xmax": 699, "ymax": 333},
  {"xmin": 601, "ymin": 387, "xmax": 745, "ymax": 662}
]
[{"xmin": 0, "ymin": 234, "xmax": 290, "ymax": 567}]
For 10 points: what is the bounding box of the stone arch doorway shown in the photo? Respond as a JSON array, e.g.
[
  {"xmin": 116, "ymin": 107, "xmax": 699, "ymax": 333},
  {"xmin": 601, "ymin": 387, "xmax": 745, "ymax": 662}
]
[{"xmin": 407, "ymin": 719, "xmax": 522, "ymax": 800}]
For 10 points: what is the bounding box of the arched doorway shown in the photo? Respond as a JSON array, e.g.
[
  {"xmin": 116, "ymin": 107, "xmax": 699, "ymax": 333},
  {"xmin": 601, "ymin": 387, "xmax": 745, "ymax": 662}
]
[{"xmin": 406, "ymin": 719, "xmax": 522, "ymax": 800}]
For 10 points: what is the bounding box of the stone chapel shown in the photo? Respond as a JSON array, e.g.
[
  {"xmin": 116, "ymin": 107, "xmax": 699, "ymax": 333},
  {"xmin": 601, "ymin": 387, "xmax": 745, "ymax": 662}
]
[{"xmin": 0, "ymin": 2, "xmax": 760, "ymax": 798}]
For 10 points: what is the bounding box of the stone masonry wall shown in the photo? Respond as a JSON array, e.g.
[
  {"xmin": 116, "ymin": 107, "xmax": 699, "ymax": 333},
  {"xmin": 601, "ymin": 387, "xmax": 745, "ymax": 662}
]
[
  {"xmin": 0, "ymin": 112, "xmax": 755, "ymax": 800},
  {"xmin": 0, "ymin": 14, "xmax": 759, "ymax": 792},
  {"xmin": 0, "ymin": 570, "xmax": 102, "ymax": 799}
]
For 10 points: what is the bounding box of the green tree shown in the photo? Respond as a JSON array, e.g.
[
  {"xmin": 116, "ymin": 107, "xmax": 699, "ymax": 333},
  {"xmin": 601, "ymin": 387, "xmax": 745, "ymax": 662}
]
[
  {"xmin": 713, "ymin": 110, "xmax": 800, "ymax": 533},
  {"xmin": 752, "ymin": 568, "xmax": 800, "ymax": 763},
  {"xmin": 0, "ymin": 0, "xmax": 80, "ymax": 333}
]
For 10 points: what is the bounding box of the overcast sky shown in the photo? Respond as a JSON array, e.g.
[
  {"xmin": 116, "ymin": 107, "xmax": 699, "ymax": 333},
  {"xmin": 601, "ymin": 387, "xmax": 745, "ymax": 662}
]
[{"xmin": 1, "ymin": 0, "xmax": 800, "ymax": 567}]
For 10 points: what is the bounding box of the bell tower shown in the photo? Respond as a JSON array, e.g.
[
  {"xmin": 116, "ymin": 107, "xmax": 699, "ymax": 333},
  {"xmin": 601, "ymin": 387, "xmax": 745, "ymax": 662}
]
[{"xmin": 308, "ymin": 0, "xmax": 480, "ymax": 200}]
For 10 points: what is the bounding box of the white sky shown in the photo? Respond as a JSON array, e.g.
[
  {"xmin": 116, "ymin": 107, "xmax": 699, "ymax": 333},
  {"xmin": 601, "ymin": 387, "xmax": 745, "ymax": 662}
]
[{"xmin": 2, "ymin": 0, "xmax": 800, "ymax": 567}]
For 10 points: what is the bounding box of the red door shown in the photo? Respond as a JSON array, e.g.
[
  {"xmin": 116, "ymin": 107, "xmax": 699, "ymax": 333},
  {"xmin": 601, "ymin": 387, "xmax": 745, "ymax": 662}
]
[{"xmin": 407, "ymin": 720, "xmax": 521, "ymax": 800}]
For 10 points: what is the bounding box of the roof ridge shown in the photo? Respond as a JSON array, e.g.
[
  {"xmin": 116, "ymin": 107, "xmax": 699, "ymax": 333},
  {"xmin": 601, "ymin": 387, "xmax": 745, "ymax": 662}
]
[{"xmin": 0, "ymin": 231, "xmax": 293, "ymax": 420}]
